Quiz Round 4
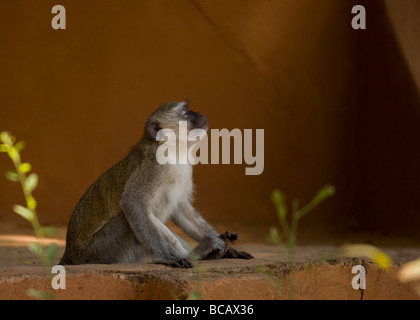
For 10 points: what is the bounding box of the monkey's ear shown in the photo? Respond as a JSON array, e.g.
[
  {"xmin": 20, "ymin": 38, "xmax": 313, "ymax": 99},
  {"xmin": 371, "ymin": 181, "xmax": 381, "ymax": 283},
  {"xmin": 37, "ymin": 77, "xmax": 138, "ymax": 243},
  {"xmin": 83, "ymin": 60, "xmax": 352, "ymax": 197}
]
[{"xmin": 147, "ymin": 121, "xmax": 161, "ymax": 139}]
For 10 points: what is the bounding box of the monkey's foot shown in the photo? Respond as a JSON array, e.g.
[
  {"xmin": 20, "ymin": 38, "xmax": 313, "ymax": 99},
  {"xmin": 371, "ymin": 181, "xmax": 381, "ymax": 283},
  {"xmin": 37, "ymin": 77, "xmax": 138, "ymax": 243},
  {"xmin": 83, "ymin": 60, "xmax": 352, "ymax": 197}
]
[
  {"xmin": 222, "ymin": 247, "xmax": 254, "ymax": 260},
  {"xmin": 159, "ymin": 258, "xmax": 193, "ymax": 268}
]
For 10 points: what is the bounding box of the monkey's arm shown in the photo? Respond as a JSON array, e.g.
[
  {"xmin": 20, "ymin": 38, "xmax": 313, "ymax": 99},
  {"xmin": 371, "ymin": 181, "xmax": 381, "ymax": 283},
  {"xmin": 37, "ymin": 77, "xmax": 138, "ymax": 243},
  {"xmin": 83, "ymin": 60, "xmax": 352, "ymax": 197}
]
[
  {"xmin": 170, "ymin": 203, "xmax": 228, "ymax": 260},
  {"xmin": 171, "ymin": 207, "xmax": 254, "ymax": 261},
  {"xmin": 120, "ymin": 195, "xmax": 192, "ymax": 268},
  {"xmin": 171, "ymin": 202, "xmax": 219, "ymax": 241}
]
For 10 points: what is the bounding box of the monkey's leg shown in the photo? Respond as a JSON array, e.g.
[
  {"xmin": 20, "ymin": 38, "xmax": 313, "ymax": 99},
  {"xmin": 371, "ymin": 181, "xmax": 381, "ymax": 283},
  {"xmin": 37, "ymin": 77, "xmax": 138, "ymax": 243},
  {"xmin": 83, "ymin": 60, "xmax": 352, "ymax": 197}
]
[
  {"xmin": 169, "ymin": 229, "xmax": 192, "ymax": 252},
  {"xmin": 82, "ymin": 212, "xmax": 147, "ymax": 264},
  {"xmin": 120, "ymin": 201, "xmax": 193, "ymax": 268}
]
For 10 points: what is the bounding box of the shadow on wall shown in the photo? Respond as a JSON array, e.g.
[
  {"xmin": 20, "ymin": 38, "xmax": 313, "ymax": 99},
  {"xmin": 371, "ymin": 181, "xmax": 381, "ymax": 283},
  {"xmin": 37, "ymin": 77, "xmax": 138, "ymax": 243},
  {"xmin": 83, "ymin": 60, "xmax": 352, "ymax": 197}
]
[{"xmin": 351, "ymin": 0, "xmax": 420, "ymax": 237}]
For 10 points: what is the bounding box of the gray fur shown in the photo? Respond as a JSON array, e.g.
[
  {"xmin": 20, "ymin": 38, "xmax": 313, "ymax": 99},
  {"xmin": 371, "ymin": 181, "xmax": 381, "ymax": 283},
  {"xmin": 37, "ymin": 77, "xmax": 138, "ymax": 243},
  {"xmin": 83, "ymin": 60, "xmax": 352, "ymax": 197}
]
[{"xmin": 59, "ymin": 101, "xmax": 228, "ymax": 267}]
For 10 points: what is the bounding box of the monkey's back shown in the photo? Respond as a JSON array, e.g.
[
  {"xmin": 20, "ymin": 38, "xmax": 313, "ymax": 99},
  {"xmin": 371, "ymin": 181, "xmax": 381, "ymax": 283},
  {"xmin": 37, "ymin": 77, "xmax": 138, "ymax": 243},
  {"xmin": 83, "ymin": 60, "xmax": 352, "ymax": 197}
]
[{"xmin": 60, "ymin": 153, "xmax": 138, "ymax": 263}]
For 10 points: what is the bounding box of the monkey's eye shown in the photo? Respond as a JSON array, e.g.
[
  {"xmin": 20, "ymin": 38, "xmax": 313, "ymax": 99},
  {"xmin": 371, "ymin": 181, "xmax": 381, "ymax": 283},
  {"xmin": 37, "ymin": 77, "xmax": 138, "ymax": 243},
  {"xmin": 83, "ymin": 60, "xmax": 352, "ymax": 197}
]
[{"xmin": 181, "ymin": 109, "xmax": 189, "ymax": 119}]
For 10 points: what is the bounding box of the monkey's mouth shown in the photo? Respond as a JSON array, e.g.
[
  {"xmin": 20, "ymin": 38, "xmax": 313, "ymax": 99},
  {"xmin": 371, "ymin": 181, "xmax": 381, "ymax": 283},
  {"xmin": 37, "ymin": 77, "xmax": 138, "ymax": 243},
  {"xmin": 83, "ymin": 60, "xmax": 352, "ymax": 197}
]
[{"xmin": 197, "ymin": 117, "xmax": 208, "ymax": 131}]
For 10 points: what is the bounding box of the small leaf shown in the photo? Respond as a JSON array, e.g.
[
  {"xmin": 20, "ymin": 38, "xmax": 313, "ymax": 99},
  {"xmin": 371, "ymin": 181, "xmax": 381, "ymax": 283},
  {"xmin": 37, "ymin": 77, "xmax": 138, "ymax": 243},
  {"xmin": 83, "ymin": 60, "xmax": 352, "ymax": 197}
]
[
  {"xmin": 267, "ymin": 226, "xmax": 281, "ymax": 245},
  {"xmin": 0, "ymin": 144, "xmax": 7, "ymax": 152},
  {"xmin": 5, "ymin": 170, "xmax": 19, "ymax": 182},
  {"xmin": 13, "ymin": 204, "xmax": 34, "ymax": 221},
  {"xmin": 15, "ymin": 140, "xmax": 26, "ymax": 152},
  {"xmin": 256, "ymin": 265, "xmax": 271, "ymax": 276},
  {"xmin": 19, "ymin": 162, "xmax": 31, "ymax": 173},
  {"xmin": 7, "ymin": 148, "xmax": 20, "ymax": 162},
  {"xmin": 42, "ymin": 226, "xmax": 59, "ymax": 236},
  {"xmin": 25, "ymin": 173, "xmax": 38, "ymax": 192},
  {"xmin": 312, "ymin": 184, "xmax": 336, "ymax": 205},
  {"xmin": 271, "ymin": 189, "xmax": 281, "ymax": 205},
  {"xmin": 373, "ymin": 251, "xmax": 392, "ymax": 270},
  {"xmin": 0, "ymin": 131, "xmax": 11, "ymax": 144},
  {"xmin": 271, "ymin": 189, "xmax": 287, "ymax": 219},
  {"xmin": 44, "ymin": 243, "xmax": 58, "ymax": 266},
  {"xmin": 28, "ymin": 242, "xmax": 43, "ymax": 257},
  {"xmin": 341, "ymin": 244, "xmax": 392, "ymax": 270},
  {"xmin": 27, "ymin": 289, "xmax": 54, "ymax": 300},
  {"xmin": 188, "ymin": 291, "xmax": 202, "ymax": 300},
  {"xmin": 26, "ymin": 195, "xmax": 37, "ymax": 210}
]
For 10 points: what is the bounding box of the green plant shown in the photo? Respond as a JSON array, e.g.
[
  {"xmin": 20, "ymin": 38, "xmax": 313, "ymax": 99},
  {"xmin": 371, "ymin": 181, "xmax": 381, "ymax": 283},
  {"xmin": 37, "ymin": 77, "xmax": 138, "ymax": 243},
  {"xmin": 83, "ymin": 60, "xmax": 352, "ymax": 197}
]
[
  {"xmin": 187, "ymin": 251, "xmax": 207, "ymax": 300},
  {"xmin": 255, "ymin": 265, "xmax": 283, "ymax": 299},
  {"xmin": 0, "ymin": 131, "xmax": 58, "ymax": 299},
  {"xmin": 266, "ymin": 184, "xmax": 335, "ymax": 299},
  {"xmin": 268, "ymin": 184, "xmax": 335, "ymax": 249}
]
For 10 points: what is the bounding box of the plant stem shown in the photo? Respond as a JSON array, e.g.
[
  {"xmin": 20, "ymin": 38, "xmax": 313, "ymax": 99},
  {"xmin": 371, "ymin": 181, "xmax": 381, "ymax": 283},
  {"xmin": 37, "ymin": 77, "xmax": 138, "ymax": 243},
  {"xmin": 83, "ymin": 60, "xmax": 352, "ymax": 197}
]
[
  {"xmin": 278, "ymin": 216, "xmax": 291, "ymax": 240},
  {"xmin": 288, "ymin": 199, "xmax": 300, "ymax": 248},
  {"xmin": 296, "ymin": 199, "xmax": 319, "ymax": 220},
  {"xmin": 11, "ymin": 154, "xmax": 44, "ymax": 241}
]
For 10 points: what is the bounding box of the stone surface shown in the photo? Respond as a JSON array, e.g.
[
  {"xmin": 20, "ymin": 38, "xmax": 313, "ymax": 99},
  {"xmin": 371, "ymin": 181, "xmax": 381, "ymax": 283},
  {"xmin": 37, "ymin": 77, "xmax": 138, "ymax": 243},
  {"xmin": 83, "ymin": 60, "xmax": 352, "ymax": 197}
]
[{"xmin": 1, "ymin": 232, "xmax": 419, "ymax": 300}]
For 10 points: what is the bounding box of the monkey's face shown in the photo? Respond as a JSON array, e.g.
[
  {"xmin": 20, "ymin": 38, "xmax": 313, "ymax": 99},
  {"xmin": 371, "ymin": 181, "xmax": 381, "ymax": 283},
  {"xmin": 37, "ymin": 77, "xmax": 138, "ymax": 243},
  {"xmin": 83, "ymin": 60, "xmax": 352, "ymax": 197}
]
[
  {"xmin": 178, "ymin": 101, "xmax": 208, "ymax": 132},
  {"xmin": 146, "ymin": 101, "xmax": 208, "ymax": 140}
]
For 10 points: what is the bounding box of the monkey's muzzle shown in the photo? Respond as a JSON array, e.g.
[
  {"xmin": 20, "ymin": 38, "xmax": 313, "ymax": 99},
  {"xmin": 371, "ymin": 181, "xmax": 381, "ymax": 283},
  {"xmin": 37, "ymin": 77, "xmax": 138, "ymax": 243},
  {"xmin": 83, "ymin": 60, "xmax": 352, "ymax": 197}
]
[{"xmin": 196, "ymin": 115, "xmax": 208, "ymax": 131}]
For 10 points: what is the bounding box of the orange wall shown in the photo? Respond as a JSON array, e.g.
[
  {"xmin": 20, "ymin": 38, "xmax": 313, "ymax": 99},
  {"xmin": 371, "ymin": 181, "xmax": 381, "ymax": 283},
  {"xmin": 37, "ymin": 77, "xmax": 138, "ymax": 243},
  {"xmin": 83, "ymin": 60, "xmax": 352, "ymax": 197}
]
[{"xmin": 1, "ymin": 1, "xmax": 419, "ymax": 240}]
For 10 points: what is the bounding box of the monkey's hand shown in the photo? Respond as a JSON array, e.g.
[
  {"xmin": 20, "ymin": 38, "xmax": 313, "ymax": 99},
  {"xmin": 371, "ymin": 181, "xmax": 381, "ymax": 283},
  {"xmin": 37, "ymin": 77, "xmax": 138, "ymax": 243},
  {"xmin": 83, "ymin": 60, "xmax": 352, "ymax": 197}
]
[
  {"xmin": 220, "ymin": 230, "xmax": 254, "ymax": 260},
  {"xmin": 194, "ymin": 231, "xmax": 254, "ymax": 261},
  {"xmin": 219, "ymin": 230, "xmax": 238, "ymax": 242},
  {"xmin": 194, "ymin": 235, "xmax": 229, "ymax": 261}
]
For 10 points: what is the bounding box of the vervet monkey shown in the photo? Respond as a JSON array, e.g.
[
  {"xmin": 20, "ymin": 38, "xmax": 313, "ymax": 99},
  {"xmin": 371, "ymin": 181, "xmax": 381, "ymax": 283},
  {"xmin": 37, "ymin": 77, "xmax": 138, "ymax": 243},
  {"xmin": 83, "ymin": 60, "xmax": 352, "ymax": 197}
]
[{"xmin": 59, "ymin": 101, "xmax": 253, "ymax": 268}]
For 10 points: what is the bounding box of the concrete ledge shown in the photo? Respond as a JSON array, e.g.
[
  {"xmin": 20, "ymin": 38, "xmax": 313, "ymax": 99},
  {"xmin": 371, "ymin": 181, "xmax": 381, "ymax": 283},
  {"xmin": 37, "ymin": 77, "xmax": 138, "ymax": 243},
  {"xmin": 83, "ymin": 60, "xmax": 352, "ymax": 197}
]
[{"xmin": 1, "ymin": 244, "xmax": 419, "ymax": 300}]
